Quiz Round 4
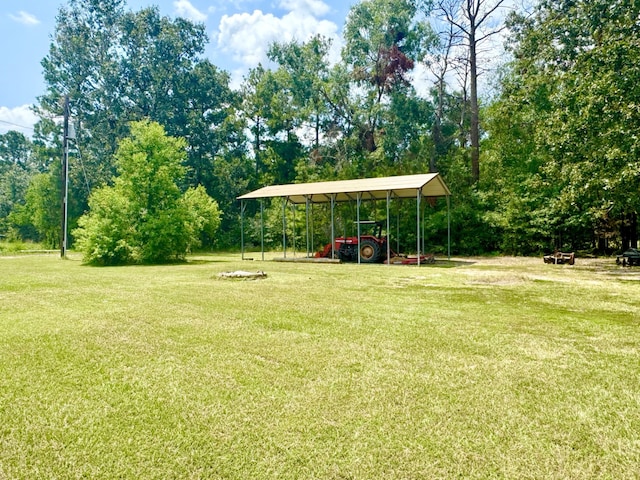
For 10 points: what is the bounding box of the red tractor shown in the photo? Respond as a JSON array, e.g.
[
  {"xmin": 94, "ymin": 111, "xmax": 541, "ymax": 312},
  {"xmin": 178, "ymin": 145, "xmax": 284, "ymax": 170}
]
[{"xmin": 315, "ymin": 221, "xmax": 388, "ymax": 263}]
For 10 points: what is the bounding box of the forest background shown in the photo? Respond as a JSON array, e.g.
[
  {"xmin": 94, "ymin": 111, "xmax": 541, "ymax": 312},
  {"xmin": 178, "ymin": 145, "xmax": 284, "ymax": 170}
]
[{"xmin": 1, "ymin": 0, "xmax": 639, "ymax": 257}]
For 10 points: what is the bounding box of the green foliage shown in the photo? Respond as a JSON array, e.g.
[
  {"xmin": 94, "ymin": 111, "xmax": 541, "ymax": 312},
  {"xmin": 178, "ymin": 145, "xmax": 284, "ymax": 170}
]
[
  {"xmin": 19, "ymin": 0, "xmax": 640, "ymax": 256},
  {"xmin": 74, "ymin": 121, "xmax": 221, "ymax": 265},
  {"xmin": 39, "ymin": 0, "xmax": 125, "ymax": 182},
  {"xmin": 240, "ymin": 64, "xmax": 305, "ymax": 185},
  {"xmin": 340, "ymin": 0, "xmax": 436, "ymax": 158},
  {"xmin": 74, "ymin": 185, "xmax": 135, "ymax": 265},
  {"xmin": 0, "ymin": 131, "xmax": 33, "ymax": 171},
  {"xmin": 268, "ymin": 36, "xmax": 333, "ymax": 150},
  {"xmin": 209, "ymin": 154, "xmax": 256, "ymax": 249},
  {"xmin": 0, "ymin": 239, "xmax": 45, "ymax": 253},
  {"xmin": 0, "ymin": 166, "xmax": 30, "ymax": 234},
  {"xmin": 343, "ymin": 0, "xmax": 434, "ymax": 79},
  {"xmin": 10, "ymin": 173, "xmax": 61, "ymax": 248},
  {"xmin": 487, "ymin": 0, "xmax": 640, "ymax": 252},
  {"xmin": 180, "ymin": 185, "xmax": 222, "ymax": 250},
  {"xmin": 38, "ymin": 0, "xmax": 247, "ymax": 248},
  {"xmin": 422, "ymin": 150, "xmax": 500, "ymax": 255},
  {"xmin": 0, "ymin": 131, "xmax": 36, "ymax": 237}
]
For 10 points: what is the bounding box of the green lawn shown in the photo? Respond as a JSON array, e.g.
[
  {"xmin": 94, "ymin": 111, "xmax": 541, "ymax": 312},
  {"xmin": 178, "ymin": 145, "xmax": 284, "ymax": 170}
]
[{"xmin": 1, "ymin": 253, "xmax": 638, "ymax": 479}]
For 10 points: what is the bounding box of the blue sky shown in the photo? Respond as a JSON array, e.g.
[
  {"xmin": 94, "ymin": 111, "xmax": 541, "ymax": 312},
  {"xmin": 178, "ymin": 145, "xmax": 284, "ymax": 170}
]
[{"xmin": 0, "ymin": 0, "xmax": 356, "ymax": 135}]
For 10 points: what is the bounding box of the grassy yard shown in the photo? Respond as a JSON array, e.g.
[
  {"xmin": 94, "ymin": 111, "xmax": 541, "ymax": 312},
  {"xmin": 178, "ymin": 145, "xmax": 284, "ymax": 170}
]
[{"xmin": 0, "ymin": 253, "xmax": 638, "ymax": 479}]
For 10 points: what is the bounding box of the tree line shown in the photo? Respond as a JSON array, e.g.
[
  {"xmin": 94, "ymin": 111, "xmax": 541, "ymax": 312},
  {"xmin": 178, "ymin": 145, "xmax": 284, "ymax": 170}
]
[{"xmin": 1, "ymin": 0, "xmax": 638, "ymax": 260}]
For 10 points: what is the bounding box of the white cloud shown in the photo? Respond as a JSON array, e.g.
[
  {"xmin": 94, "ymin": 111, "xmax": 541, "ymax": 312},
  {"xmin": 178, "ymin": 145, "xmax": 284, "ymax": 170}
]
[
  {"xmin": 0, "ymin": 105, "xmax": 38, "ymax": 136},
  {"xmin": 409, "ymin": 62, "xmax": 433, "ymax": 99},
  {"xmin": 216, "ymin": 1, "xmax": 340, "ymax": 71},
  {"xmin": 8, "ymin": 11, "xmax": 40, "ymax": 26},
  {"xmin": 228, "ymin": 67, "xmax": 248, "ymax": 91},
  {"xmin": 174, "ymin": 0, "xmax": 208, "ymax": 22},
  {"xmin": 278, "ymin": 0, "xmax": 330, "ymax": 17}
]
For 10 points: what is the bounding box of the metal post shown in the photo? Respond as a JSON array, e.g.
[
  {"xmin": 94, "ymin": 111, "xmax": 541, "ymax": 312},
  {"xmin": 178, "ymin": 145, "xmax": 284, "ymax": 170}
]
[
  {"xmin": 420, "ymin": 202, "xmax": 427, "ymax": 252},
  {"xmin": 396, "ymin": 201, "xmax": 400, "ymax": 255},
  {"xmin": 386, "ymin": 191, "xmax": 391, "ymax": 265},
  {"xmin": 447, "ymin": 194, "xmax": 451, "ymax": 260},
  {"xmin": 60, "ymin": 95, "xmax": 70, "ymax": 258},
  {"xmin": 330, "ymin": 195, "xmax": 336, "ymax": 259},
  {"xmin": 305, "ymin": 196, "xmax": 310, "ymax": 258},
  {"xmin": 240, "ymin": 200, "xmax": 245, "ymax": 260},
  {"xmin": 282, "ymin": 198, "xmax": 288, "ymax": 259},
  {"xmin": 417, "ymin": 190, "xmax": 421, "ymax": 266},
  {"xmin": 357, "ymin": 193, "xmax": 362, "ymax": 264},
  {"xmin": 292, "ymin": 202, "xmax": 296, "ymax": 258},
  {"xmin": 260, "ymin": 199, "xmax": 265, "ymax": 261}
]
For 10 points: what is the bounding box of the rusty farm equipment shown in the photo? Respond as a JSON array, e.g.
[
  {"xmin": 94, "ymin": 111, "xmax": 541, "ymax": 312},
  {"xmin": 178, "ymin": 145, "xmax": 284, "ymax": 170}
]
[{"xmin": 315, "ymin": 221, "xmax": 434, "ymax": 265}]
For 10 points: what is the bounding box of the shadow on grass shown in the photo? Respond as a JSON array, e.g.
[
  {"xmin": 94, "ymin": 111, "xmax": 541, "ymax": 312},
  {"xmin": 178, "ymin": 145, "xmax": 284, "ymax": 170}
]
[
  {"xmin": 187, "ymin": 259, "xmax": 231, "ymax": 265},
  {"xmin": 431, "ymin": 259, "xmax": 477, "ymax": 268},
  {"xmin": 78, "ymin": 258, "xmax": 232, "ymax": 268}
]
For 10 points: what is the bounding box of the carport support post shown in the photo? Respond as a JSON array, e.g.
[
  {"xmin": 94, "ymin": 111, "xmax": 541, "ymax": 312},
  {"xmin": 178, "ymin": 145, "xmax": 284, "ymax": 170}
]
[
  {"xmin": 305, "ymin": 196, "xmax": 310, "ymax": 258},
  {"xmin": 240, "ymin": 200, "xmax": 245, "ymax": 260},
  {"xmin": 282, "ymin": 197, "xmax": 288, "ymax": 259},
  {"xmin": 420, "ymin": 202, "xmax": 427, "ymax": 252},
  {"xmin": 357, "ymin": 192, "xmax": 362, "ymax": 264},
  {"xmin": 396, "ymin": 202, "xmax": 400, "ymax": 254},
  {"xmin": 330, "ymin": 194, "xmax": 336, "ymax": 259},
  {"xmin": 260, "ymin": 199, "xmax": 265, "ymax": 261},
  {"xmin": 417, "ymin": 190, "xmax": 421, "ymax": 266},
  {"xmin": 447, "ymin": 194, "xmax": 451, "ymax": 260},
  {"xmin": 386, "ymin": 191, "xmax": 391, "ymax": 265},
  {"xmin": 291, "ymin": 202, "xmax": 296, "ymax": 258}
]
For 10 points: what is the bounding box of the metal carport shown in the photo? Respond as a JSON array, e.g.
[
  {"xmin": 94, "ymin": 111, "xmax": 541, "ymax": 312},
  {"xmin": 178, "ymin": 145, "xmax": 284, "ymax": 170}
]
[{"xmin": 237, "ymin": 173, "xmax": 451, "ymax": 265}]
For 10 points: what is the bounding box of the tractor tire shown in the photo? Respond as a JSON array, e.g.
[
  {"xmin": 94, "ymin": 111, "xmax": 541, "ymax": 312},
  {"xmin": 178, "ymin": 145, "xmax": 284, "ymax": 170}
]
[{"xmin": 359, "ymin": 239, "xmax": 381, "ymax": 263}]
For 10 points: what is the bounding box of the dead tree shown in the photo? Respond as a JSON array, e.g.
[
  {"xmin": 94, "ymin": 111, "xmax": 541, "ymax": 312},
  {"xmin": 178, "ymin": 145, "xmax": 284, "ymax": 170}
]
[{"xmin": 435, "ymin": 0, "xmax": 508, "ymax": 182}]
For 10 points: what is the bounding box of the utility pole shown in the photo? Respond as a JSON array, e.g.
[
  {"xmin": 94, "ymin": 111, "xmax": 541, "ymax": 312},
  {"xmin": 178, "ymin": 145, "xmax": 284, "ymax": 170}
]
[{"xmin": 60, "ymin": 96, "xmax": 70, "ymax": 258}]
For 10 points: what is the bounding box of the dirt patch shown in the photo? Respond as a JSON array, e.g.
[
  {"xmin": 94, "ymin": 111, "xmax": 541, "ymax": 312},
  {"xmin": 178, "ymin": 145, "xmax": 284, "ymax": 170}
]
[{"xmin": 449, "ymin": 256, "xmax": 640, "ymax": 285}]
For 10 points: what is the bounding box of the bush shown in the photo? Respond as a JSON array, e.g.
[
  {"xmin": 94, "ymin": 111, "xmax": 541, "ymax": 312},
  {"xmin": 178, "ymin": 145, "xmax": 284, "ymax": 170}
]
[{"xmin": 74, "ymin": 121, "xmax": 221, "ymax": 265}]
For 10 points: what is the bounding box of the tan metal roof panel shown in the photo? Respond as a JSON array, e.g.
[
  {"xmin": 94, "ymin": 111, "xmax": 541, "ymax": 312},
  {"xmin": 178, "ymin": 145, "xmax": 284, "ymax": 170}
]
[{"xmin": 238, "ymin": 173, "xmax": 450, "ymax": 204}]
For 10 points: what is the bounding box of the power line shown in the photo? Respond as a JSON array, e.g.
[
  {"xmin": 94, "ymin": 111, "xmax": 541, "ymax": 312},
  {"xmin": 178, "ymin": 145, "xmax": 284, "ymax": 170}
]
[
  {"xmin": 0, "ymin": 119, "xmax": 35, "ymax": 131},
  {"xmin": 70, "ymin": 135, "xmax": 92, "ymax": 195}
]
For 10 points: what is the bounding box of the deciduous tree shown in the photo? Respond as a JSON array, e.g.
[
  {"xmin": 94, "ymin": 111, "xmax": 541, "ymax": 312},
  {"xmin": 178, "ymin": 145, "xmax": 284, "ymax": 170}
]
[
  {"xmin": 74, "ymin": 121, "xmax": 221, "ymax": 265},
  {"xmin": 342, "ymin": 0, "xmax": 436, "ymax": 157},
  {"xmin": 488, "ymin": 0, "xmax": 640, "ymax": 251}
]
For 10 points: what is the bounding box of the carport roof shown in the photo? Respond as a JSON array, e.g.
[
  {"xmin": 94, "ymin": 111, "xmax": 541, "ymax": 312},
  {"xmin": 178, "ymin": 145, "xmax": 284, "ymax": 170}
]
[{"xmin": 237, "ymin": 173, "xmax": 450, "ymax": 205}]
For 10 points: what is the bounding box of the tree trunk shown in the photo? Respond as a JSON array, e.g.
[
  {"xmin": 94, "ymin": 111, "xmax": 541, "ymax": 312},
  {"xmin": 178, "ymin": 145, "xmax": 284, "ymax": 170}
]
[
  {"xmin": 622, "ymin": 212, "xmax": 638, "ymax": 250},
  {"xmin": 431, "ymin": 77, "xmax": 446, "ymax": 173},
  {"xmin": 430, "ymin": 120, "xmax": 441, "ymax": 173},
  {"xmin": 469, "ymin": 32, "xmax": 480, "ymax": 182},
  {"xmin": 436, "ymin": 0, "xmax": 507, "ymax": 183},
  {"xmin": 255, "ymin": 117, "xmax": 261, "ymax": 175}
]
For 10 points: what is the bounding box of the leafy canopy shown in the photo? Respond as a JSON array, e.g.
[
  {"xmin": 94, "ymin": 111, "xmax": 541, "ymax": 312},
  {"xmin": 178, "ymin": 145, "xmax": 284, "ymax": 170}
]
[{"xmin": 74, "ymin": 120, "xmax": 220, "ymax": 265}]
